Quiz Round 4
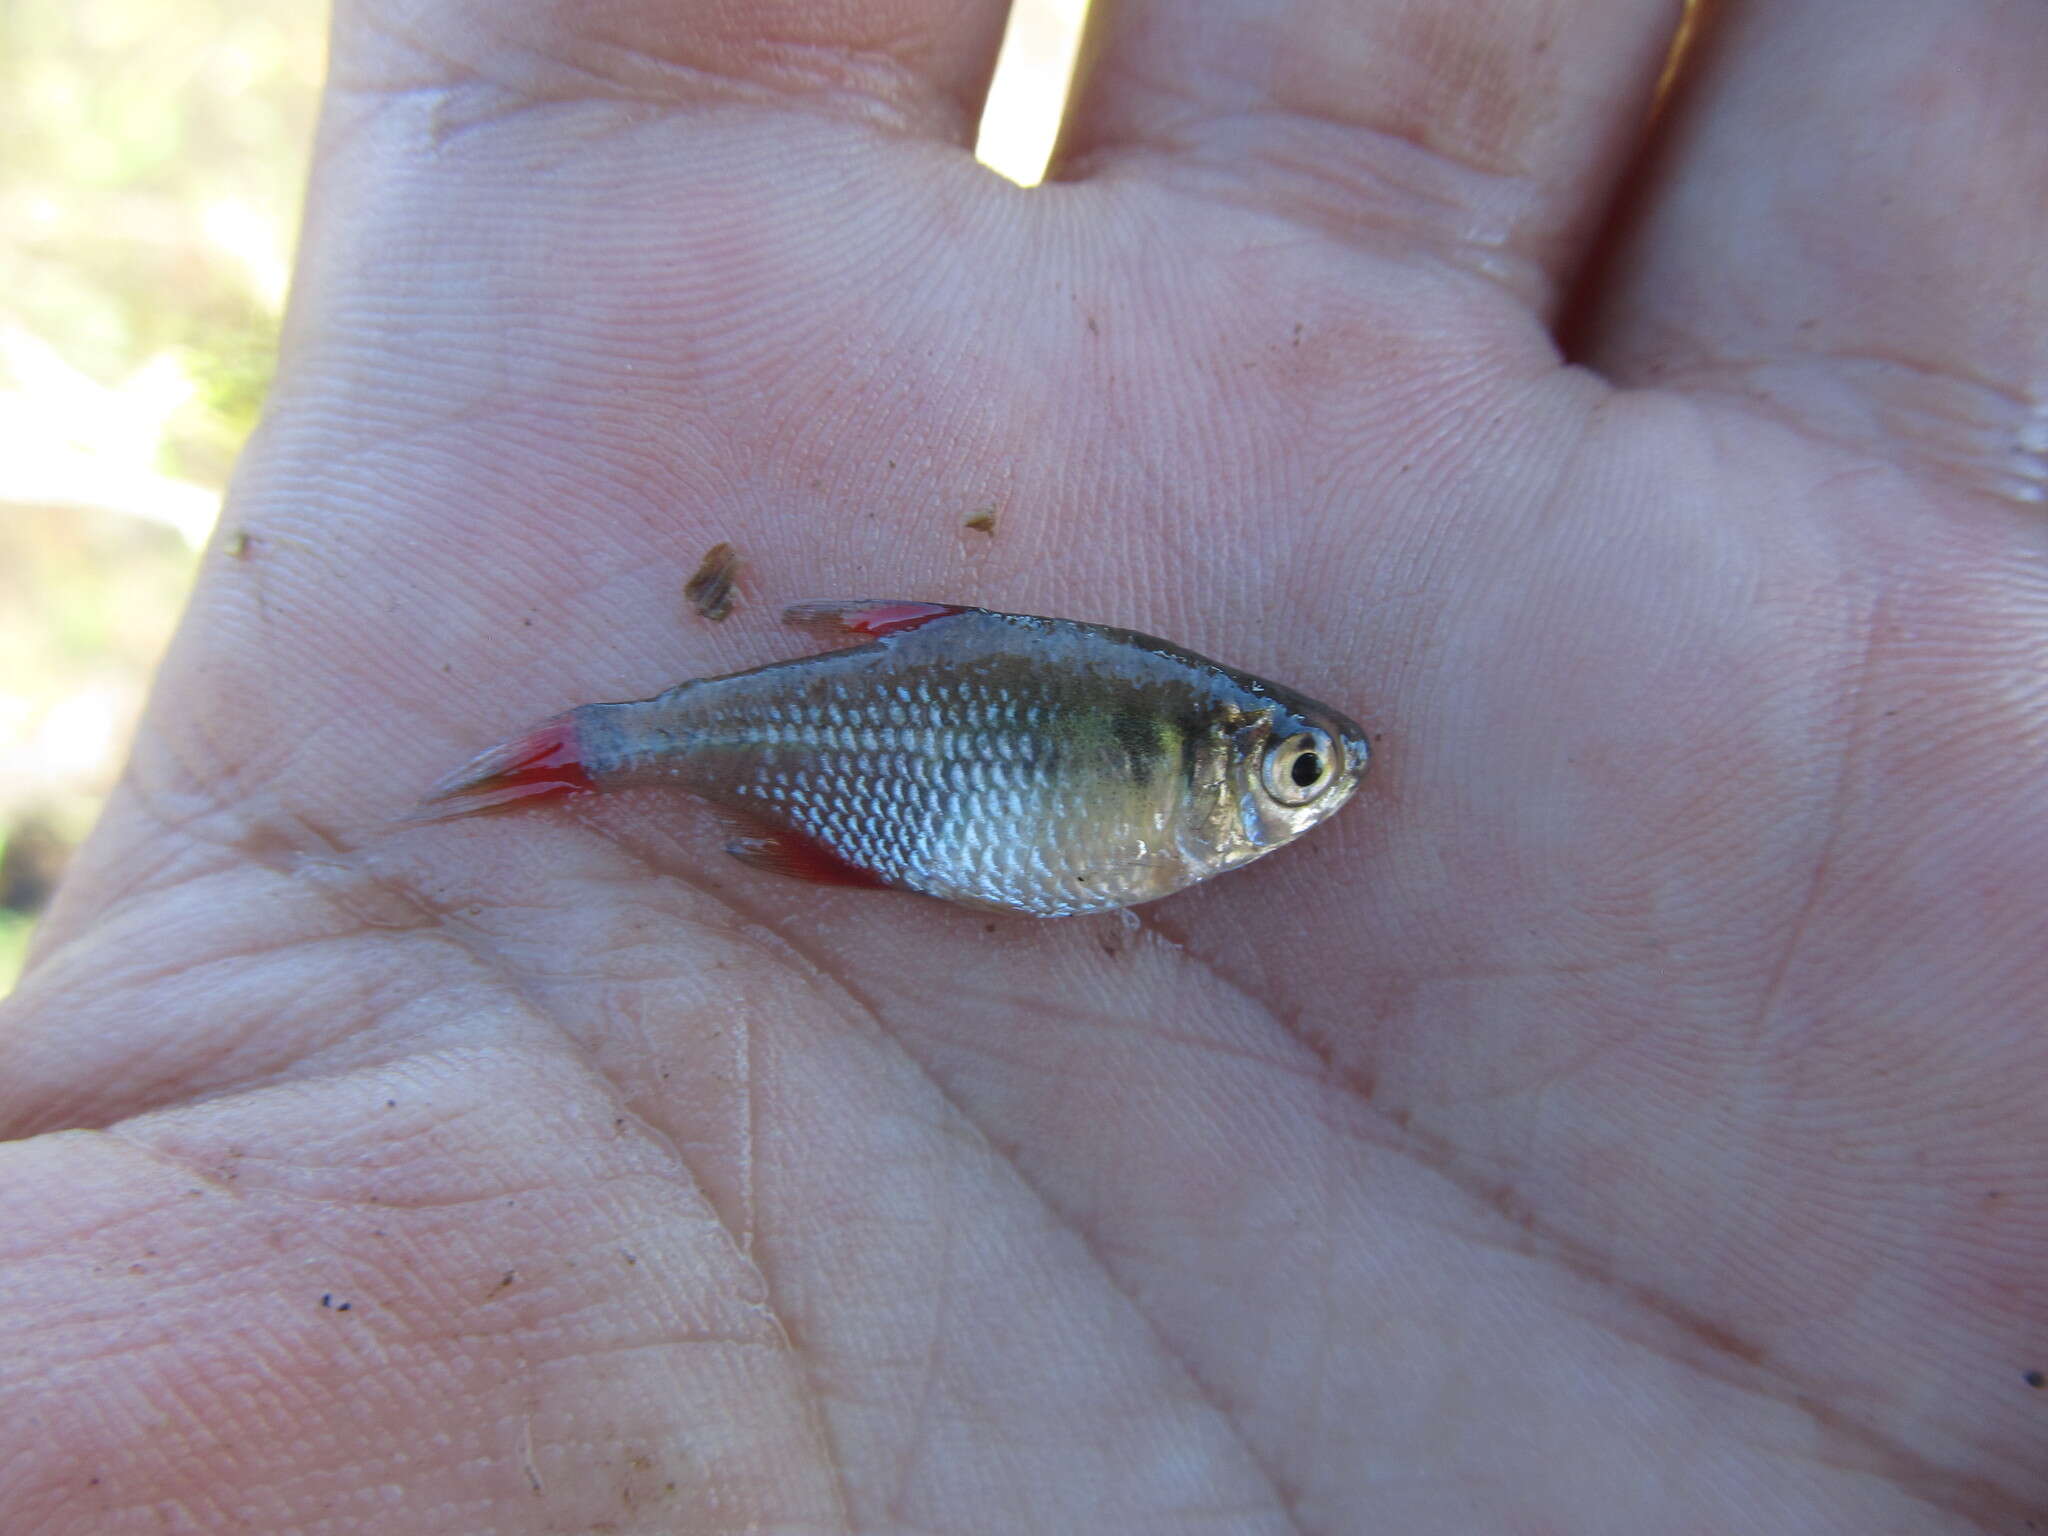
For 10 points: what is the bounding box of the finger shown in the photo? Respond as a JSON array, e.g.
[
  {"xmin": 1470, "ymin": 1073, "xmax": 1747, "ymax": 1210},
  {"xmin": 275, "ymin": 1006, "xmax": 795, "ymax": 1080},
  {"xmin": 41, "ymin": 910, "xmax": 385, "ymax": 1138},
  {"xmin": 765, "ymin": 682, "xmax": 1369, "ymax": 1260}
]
[
  {"xmin": 330, "ymin": 0, "xmax": 1018, "ymax": 142},
  {"xmin": 1576, "ymin": 0, "xmax": 2048, "ymax": 507},
  {"xmin": 1053, "ymin": 0, "xmax": 1687, "ymax": 306}
]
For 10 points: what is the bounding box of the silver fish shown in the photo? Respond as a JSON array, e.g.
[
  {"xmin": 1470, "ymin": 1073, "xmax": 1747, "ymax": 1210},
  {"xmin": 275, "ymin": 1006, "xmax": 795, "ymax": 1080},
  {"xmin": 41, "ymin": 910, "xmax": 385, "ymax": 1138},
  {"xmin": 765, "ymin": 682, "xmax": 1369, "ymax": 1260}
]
[{"xmin": 421, "ymin": 601, "xmax": 1371, "ymax": 917}]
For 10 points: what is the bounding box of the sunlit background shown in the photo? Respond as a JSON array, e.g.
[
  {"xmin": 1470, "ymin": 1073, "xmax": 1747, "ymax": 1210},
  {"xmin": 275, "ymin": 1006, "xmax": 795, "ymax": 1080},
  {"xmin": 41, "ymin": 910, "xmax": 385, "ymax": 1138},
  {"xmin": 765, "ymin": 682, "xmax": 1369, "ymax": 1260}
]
[{"xmin": 0, "ymin": 0, "xmax": 1089, "ymax": 992}]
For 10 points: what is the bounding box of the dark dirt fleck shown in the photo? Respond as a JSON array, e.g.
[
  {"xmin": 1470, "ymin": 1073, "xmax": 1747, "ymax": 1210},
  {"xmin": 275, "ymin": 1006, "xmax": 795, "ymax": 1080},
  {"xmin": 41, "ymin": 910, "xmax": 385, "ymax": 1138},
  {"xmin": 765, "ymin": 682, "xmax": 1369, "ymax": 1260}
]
[
  {"xmin": 964, "ymin": 505, "xmax": 998, "ymax": 534},
  {"xmin": 684, "ymin": 541, "xmax": 741, "ymax": 621},
  {"xmin": 2025, "ymin": 1370, "xmax": 2045, "ymax": 1389}
]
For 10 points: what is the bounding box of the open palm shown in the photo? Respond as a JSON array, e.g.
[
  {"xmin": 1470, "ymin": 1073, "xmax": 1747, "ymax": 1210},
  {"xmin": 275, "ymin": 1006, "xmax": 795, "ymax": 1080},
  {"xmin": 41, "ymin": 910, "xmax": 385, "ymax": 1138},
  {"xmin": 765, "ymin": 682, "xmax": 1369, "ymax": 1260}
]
[{"xmin": 7, "ymin": 0, "xmax": 2046, "ymax": 1530}]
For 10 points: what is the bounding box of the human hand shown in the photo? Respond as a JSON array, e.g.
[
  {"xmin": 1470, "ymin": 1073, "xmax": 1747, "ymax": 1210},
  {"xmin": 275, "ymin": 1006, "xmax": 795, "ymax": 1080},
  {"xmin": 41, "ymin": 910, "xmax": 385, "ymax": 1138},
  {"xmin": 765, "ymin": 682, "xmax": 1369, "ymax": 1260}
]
[{"xmin": 6, "ymin": 0, "xmax": 2045, "ymax": 1530}]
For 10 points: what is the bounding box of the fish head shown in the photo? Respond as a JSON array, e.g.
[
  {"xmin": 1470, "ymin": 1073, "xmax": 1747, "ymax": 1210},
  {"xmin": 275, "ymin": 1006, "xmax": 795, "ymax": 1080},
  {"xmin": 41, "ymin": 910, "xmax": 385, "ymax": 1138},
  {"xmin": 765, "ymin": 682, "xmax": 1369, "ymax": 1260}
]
[{"xmin": 1210, "ymin": 692, "xmax": 1372, "ymax": 860}]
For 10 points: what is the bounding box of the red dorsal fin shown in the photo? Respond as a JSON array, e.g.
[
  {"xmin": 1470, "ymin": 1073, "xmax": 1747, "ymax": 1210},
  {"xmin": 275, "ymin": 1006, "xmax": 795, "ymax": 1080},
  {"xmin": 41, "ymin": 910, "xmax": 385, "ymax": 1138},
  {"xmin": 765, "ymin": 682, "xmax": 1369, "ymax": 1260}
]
[
  {"xmin": 781, "ymin": 600, "xmax": 969, "ymax": 640},
  {"xmin": 413, "ymin": 711, "xmax": 592, "ymax": 820},
  {"xmin": 724, "ymin": 827, "xmax": 889, "ymax": 889}
]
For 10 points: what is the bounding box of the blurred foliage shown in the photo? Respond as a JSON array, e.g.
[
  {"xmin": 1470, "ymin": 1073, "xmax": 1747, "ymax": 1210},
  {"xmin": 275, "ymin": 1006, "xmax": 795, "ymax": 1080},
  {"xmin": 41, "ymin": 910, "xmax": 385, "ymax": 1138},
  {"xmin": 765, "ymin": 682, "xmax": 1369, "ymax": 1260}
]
[
  {"xmin": 0, "ymin": 0, "xmax": 324, "ymax": 993},
  {"xmin": 0, "ymin": 0, "xmax": 323, "ymax": 481}
]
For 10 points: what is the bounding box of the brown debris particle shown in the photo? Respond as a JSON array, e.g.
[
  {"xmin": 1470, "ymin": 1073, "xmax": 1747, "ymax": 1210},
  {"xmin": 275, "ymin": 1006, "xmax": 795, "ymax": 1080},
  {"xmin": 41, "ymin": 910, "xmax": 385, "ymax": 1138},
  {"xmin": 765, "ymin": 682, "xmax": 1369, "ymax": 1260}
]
[
  {"xmin": 684, "ymin": 542, "xmax": 741, "ymax": 621},
  {"xmin": 964, "ymin": 505, "xmax": 998, "ymax": 534},
  {"xmin": 225, "ymin": 529, "xmax": 255, "ymax": 559}
]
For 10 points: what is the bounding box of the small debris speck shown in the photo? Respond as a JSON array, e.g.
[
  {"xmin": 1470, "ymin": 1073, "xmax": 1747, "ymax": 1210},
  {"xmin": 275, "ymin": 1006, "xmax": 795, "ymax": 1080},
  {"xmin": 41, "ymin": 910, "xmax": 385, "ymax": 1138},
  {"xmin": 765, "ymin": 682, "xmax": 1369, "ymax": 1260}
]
[
  {"xmin": 2026, "ymin": 1369, "xmax": 2045, "ymax": 1389},
  {"xmin": 964, "ymin": 505, "xmax": 998, "ymax": 534},
  {"xmin": 684, "ymin": 541, "xmax": 741, "ymax": 621},
  {"xmin": 320, "ymin": 1294, "xmax": 332, "ymax": 1308},
  {"xmin": 225, "ymin": 529, "xmax": 255, "ymax": 559}
]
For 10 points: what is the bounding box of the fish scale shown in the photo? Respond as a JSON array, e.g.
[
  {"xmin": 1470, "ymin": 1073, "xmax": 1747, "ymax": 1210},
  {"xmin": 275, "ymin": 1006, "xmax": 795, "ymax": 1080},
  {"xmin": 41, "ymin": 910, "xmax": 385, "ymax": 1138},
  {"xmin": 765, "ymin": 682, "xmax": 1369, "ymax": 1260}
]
[
  {"xmin": 714, "ymin": 675, "xmax": 1121, "ymax": 913},
  {"xmin": 420, "ymin": 601, "xmax": 1372, "ymax": 917}
]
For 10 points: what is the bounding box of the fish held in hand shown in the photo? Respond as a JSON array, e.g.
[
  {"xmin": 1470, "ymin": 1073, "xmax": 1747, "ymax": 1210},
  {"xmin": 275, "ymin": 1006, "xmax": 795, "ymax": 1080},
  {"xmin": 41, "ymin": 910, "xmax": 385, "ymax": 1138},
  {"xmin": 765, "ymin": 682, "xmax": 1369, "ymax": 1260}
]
[{"xmin": 420, "ymin": 601, "xmax": 1372, "ymax": 917}]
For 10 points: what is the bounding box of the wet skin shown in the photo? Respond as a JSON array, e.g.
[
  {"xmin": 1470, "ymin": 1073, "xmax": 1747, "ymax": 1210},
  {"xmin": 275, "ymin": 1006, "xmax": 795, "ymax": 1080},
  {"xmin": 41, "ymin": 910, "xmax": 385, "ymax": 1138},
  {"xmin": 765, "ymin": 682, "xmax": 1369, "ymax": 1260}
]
[{"xmin": 4, "ymin": 1, "xmax": 2047, "ymax": 1533}]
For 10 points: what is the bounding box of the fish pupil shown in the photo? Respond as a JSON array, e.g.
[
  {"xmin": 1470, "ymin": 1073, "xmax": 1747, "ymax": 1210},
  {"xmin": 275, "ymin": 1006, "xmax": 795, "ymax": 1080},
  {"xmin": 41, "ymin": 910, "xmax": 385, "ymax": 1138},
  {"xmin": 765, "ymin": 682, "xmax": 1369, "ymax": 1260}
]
[{"xmin": 1291, "ymin": 751, "xmax": 1323, "ymax": 788}]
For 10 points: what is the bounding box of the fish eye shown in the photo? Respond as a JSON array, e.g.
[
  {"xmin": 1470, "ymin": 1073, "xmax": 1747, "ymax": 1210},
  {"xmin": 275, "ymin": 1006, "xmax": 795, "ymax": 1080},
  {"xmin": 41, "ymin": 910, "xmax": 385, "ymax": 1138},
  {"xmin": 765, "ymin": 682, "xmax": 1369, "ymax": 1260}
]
[{"xmin": 1262, "ymin": 728, "xmax": 1336, "ymax": 806}]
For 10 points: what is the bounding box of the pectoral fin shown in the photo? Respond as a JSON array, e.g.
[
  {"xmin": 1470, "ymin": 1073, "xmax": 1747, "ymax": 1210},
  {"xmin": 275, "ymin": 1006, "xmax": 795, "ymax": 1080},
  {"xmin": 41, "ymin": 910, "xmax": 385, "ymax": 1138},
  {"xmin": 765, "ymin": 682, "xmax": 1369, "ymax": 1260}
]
[
  {"xmin": 781, "ymin": 600, "xmax": 970, "ymax": 641},
  {"xmin": 723, "ymin": 826, "xmax": 889, "ymax": 889}
]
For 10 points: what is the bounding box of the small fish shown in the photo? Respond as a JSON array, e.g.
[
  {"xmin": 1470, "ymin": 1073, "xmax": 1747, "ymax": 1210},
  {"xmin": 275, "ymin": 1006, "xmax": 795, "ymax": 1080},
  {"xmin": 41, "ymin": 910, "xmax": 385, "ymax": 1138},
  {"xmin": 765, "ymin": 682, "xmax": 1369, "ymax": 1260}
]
[{"xmin": 420, "ymin": 601, "xmax": 1372, "ymax": 917}]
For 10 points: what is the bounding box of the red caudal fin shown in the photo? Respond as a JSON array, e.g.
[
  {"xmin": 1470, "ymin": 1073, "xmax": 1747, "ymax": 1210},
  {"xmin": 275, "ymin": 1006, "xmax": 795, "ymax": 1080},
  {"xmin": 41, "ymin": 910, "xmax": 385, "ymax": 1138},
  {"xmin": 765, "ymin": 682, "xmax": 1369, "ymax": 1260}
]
[
  {"xmin": 412, "ymin": 711, "xmax": 593, "ymax": 821},
  {"xmin": 723, "ymin": 827, "xmax": 889, "ymax": 889},
  {"xmin": 781, "ymin": 600, "xmax": 969, "ymax": 641}
]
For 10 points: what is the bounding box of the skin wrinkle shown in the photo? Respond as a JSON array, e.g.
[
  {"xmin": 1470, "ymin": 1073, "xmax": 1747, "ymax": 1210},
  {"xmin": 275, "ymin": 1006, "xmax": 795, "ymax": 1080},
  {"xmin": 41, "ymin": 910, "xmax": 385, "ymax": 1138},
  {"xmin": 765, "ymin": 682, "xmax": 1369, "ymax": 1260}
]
[
  {"xmin": 1744, "ymin": 591, "xmax": 1880, "ymax": 1056},
  {"xmin": 1410, "ymin": 1005, "xmax": 1652, "ymax": 1109},
  {"xmin": 1621, "ymin": 346, "xmax": 2048, "ymax": 509},
  {"xmin": 31, "ymin": 726, "xmax": 364, "ymax": 953},
  {"xmin": 52, "ymin": 981, "xmax": 843, "ymax": 1529},
  {"xmin": 493, "ymin": 841, "xmax": 870, "ymax": 1534},
  {"xmin": 881, "ymin": 1149, "xmax": 954, "ymax": 1528},
  {"xmin": 1058, "ymin": 0, "xmax": 1681, "ymax": 310},
  {"xmin": 332, "ymin": 4, "xmax": 966, "ymax": 145},
  {"xmin": 92, "ymin": 1130, "xmax": 247, "ymax": 1203},
  {"xmin": 38, "ymin": 907, "xmax": 376, "ymax": 1011},
  {"xmin": 1310, "ymin": 1063, "xmax": 2045, "ymax": 1532},
  {"xmin": 1087, "ymin": 139, "xmax": 1556, "ymax": 315},
  {"xmin": 740, "ymin": 995, "xmax": 758, "ymax": 1259},
  {"xmin": 14, "ymin": 848, "xmax": 566, "ymax": 1134},
  {"xmin": 699, "ymin": 890, "xmax": 1313, "ymax": 1534},
  {"xmin": 90, "ymin": 748, "xmax": 290, "ymax": 900},
  {"xmin": 1301, "ymin": 1073, "xmax": 1339, "ymax": 1501},
  {"xmin": 1145, "ymin": 870, "xmax": 2043, "ymax": 1530}
]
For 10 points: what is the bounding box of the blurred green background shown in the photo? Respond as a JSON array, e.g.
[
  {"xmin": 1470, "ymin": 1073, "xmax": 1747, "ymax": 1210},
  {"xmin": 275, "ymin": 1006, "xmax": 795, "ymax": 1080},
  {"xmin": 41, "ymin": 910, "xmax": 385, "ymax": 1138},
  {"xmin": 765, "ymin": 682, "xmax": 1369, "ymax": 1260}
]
[
  {"xmin": 0, "ymin": 0, "xmax": 1085, "ymax": 993},
  {"xmin": 0, "ymin": 0, "xmax": 325, "ymax": 990}
]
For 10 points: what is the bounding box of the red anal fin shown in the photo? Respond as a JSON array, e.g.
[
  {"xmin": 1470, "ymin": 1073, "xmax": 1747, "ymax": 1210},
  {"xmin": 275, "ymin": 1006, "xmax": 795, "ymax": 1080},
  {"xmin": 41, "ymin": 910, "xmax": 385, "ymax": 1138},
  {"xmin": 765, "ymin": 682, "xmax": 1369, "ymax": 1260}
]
[
  {"xmin": 781, "ymin": 599, "xmax": 970, "ymax": 641},
  {"xmin": 724, "ymin": 826, "xmax": 889, "ymax": 889},
  {"xmin": 412, "ymin": 711, "xmax": 593, "ymax": 821}
]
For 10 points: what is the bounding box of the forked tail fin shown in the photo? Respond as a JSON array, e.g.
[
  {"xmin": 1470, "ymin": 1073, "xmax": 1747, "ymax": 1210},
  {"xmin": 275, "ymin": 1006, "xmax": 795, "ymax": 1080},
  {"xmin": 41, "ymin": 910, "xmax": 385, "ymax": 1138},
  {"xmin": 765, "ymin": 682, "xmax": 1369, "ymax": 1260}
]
[{"xmin": 412, "ymin": 711, "xmax": 594, "ymax": 821}]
